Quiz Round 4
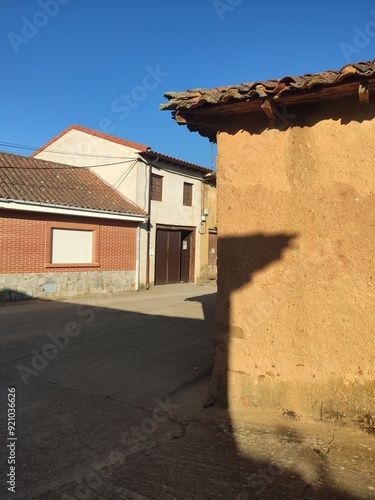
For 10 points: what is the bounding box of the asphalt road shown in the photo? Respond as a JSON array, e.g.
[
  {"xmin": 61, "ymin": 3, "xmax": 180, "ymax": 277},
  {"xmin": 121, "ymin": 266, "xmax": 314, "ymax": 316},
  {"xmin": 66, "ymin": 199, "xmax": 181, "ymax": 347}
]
[
  {"xmin": 1, "ymin": 284, "xmax": 374, "ymax": 500},
  {"xmin": 0, "ymin": 284, "xmax": 216, "ymax": 499}
]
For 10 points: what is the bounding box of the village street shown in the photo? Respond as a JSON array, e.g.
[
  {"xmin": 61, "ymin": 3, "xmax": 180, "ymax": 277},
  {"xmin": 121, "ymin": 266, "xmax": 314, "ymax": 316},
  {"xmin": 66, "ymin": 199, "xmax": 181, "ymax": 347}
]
[
  {"xmin": 0, "ymin": 284, "xmax": 374, "ymax": 500},
  {"xmin": 0, "ymin": 284, "xmax": 216, "ymax": 499}
]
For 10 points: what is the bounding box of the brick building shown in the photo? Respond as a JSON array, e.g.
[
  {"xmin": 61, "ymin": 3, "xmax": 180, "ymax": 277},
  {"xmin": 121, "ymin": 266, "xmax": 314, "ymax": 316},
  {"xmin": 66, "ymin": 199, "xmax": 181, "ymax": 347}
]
[
  {"xmin": 33, "ymin": 124, "xmax": 217, "ymax": 287},
  {"xmin": 0, "ymin": 152, "xmax": 146, "ymax": 300}
]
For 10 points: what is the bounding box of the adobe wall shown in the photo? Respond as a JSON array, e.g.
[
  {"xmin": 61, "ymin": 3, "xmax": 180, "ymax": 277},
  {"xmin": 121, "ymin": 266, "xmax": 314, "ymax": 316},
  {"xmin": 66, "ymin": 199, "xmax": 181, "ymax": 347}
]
[{"xmin": 213, "ymin": 98, "xmax": 375, "ymax": 420}]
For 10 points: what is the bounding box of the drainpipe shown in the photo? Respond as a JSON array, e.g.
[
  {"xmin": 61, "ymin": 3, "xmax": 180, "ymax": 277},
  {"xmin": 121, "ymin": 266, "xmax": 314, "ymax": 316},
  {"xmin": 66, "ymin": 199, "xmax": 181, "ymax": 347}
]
[
  {"xmin": 135, "ymin": 223, "xmax": 140, "ymax": 291},
  {"xmin": 199, "ymin": 178, "xmax": 207, "ymax": 235},
  {"xmin": 145, "ymin": 179, "xmax": 151, "ymax": 290},
  {"xmin": 145, "ymin": 156, "xmax": 160, "ymax": 290}
]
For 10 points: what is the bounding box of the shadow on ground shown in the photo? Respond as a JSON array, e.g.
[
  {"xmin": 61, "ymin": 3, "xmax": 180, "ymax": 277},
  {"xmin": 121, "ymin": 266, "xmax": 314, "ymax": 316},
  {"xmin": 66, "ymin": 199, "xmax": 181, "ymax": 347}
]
[{"xmin": 0, "ymin": 276, "xmax": 368, "ymax": 499}]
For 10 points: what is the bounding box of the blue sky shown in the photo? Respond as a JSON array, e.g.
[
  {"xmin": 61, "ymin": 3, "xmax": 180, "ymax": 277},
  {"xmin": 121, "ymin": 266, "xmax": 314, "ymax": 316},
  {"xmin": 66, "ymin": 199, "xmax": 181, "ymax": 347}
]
[{"xmin": 0, "ymin": 0, "xmax": 374, "ymax": 169}]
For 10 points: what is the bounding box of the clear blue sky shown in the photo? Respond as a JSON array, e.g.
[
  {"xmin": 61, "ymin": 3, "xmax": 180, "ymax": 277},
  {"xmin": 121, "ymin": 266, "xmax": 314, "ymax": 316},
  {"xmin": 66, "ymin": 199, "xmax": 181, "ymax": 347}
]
[{"xmin": 0, "ymin": 0, "xmax": 374, "ymax": 168}]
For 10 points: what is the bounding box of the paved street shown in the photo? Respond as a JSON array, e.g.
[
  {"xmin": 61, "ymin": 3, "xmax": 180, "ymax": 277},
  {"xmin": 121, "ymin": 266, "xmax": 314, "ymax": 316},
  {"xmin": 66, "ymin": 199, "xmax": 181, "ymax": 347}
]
[
  {"xmin": 0, "ymin": 284, "xmax": 215, "ymax": 499},
  {"xmin": 1, "ymin": 284, "xmax": 374, "ymax": 500}
]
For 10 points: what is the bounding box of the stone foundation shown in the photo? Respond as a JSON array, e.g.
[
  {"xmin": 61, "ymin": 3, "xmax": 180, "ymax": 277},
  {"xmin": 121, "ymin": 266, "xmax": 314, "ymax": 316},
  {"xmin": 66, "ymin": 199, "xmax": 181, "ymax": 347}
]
[{"xmin": 0, "ymin": 270, "xmax": 136, "ymax": 301}]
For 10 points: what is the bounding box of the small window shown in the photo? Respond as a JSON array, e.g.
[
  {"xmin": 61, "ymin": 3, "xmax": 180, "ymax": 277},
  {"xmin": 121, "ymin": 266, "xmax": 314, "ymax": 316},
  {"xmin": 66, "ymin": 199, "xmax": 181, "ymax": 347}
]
[
  {"xmin": 52, "ymin": 229, "xmax": 93, "ymax": 264},
  {"xmin": 183, "ymin": 183, "xmax": 193, "ymax": 206},
  {"xmin": 151, "ymin": 174, "xmax": 163, "ymax": 201}
]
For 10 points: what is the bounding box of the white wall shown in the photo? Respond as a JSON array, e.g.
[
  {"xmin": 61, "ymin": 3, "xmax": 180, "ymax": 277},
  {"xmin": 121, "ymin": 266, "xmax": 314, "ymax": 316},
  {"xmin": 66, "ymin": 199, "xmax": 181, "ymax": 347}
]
[
  {"xmin": 35, "ymin": 129, "xmax": 148, "ymax": 211},
  {"xmin": 148, "ymin": 160, "xmax": 203, "ymax": 284},
  {"xmin": 34, "ymin": 129, "xmax": 149, "ymax": 287},
  {"xmin": 34, "ymin": 130, "xmax": 206, "ymax": 287}
]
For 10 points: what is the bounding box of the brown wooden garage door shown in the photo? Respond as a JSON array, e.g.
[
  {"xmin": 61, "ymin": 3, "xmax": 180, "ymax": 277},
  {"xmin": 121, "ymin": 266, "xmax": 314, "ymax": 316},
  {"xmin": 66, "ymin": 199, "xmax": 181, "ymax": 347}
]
[
  {"xmin": 155, "ymin": 228, "xmax": 194, "ymax": 285},
  {"xmin": 155, "ymin": 230, "xmax": 181, "ymax": 285}
]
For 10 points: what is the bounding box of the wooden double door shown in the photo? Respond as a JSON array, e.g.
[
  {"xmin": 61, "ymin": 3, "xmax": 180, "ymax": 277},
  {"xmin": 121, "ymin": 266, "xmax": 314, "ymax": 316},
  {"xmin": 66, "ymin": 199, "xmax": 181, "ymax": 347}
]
[{"xmin": 155, "ymin": 227, "xmax": 195, "ymax": 285}]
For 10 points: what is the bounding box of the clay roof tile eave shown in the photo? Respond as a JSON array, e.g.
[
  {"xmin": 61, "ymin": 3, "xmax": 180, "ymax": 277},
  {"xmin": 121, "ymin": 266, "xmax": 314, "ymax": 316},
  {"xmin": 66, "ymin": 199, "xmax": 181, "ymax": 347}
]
[{"xmin": 160, "ymin": 59, "xmax": 375, "ymax": 113}]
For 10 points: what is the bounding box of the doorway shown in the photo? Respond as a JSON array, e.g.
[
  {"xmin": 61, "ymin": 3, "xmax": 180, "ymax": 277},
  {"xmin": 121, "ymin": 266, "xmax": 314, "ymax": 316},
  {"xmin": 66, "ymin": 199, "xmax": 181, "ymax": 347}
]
[
  {"xmin": 155, "ymin": 227, "xmax": 195, "ymax": 285},
  {"xmin": 208, "ymin": 231, "xmax": 217, "ymax": 277}
]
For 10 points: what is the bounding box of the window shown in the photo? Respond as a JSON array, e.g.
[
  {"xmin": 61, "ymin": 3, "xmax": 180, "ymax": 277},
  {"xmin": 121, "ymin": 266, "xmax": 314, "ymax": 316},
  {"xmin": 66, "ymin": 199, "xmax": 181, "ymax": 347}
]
[
  {"xmin": 151, "ymin": 174, "xmax": 163, "ymax": 201},
  {"xmin": 183, "ymin": 183, "xmax": 193, "ymax": 206},
  {"xmin": 46, "ymin": 222, "xmax": 99, "ymax": 268},
  {"xmin": 51, "ymin": 229, "xmax": 93, "ymax": 264}
]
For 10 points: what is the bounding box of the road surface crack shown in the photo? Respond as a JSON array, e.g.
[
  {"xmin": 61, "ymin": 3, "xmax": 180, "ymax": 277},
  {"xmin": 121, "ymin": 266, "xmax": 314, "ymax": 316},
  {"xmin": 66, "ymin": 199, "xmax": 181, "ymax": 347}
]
[{"xmin": 302, "ymin": 426, "xmax": 337, "ymax": 498}]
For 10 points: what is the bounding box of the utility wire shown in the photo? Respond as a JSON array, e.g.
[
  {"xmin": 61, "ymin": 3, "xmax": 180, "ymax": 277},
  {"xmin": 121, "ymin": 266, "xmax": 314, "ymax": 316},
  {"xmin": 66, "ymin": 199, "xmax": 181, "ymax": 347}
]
[
  {"xmin": 0, "ymin": 141, "xmax": 140, "ymax": 161},
  {"xmin": 0, "ymin": 159, "xmax": 137, "ymax": 170},
  {"xmin": 0, "ymin": 140, "xmax": 214, "ymax": 170},
  {"xmin": 113, "ymin": 160, "xmax": 138, "ymax": 190}
]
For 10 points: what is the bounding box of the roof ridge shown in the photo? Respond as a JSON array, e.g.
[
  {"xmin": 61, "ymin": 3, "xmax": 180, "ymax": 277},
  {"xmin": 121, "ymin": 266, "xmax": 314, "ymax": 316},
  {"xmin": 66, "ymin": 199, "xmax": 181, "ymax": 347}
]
[
  {"xmin": 30, "ymin": 124, "xmax": 150, "ymax": 157},
  {"xmin": 143, "ymin": 149, "xmax": 213, "ymax": 173}
]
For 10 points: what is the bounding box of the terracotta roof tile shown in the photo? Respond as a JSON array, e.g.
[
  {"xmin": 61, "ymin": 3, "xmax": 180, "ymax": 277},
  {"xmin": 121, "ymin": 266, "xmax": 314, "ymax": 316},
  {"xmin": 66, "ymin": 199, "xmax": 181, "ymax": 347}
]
[
  {"xmin": 0, "ymin": 152, "xmax": 146, "ymax": 216},
  {"xmin": 30, "ymin": 124, "xmax": 150, "ymax": 157},
  {"xmin": 161, "ymin": 59, "xmax": 375, "ymax": 111},
  {"xmin": 140, "ymin": 150, "xmax": 214, "ymax": 174},
  {"xmin": 31, "ymin": 124, "xmax": 214, "ymax": 173}
]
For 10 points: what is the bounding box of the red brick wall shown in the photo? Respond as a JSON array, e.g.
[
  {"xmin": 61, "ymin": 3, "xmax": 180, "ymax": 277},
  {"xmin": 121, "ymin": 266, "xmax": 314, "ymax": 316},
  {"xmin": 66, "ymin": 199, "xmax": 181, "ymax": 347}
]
[{"xmin": 0, "ymin": 210, "xmax": 137, "ymax": 274}]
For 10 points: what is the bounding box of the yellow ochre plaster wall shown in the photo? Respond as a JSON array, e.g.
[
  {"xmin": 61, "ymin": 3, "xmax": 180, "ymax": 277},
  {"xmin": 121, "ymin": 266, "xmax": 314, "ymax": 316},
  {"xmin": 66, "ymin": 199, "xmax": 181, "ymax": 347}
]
[{"xmin": 213, "ymin": 98, "xmax": 375, "ymax": 420}]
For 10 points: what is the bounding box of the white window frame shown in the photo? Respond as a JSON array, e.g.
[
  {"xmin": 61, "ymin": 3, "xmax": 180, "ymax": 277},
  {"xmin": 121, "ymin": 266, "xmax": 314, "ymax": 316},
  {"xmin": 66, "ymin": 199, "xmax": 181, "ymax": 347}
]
[{"xmin": 51, "ymin": 228, "xmax": 93, "ymax": 264}]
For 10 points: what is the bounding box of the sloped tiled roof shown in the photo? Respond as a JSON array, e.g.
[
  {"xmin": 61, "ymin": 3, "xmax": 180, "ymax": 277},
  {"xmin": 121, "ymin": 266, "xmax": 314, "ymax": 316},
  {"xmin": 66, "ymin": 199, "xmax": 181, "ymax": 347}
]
[
  {"xmin": 31, "ymin": 124, "xmax": 150, "ymax": 157},
  {"xmin": 140, "ymin": 150, "xmax": 214, "ymax": 175},
  {"xmin": 161, "ymin": 60, "xmax": 375, "ymax": 111},
  {"xmin": 31, "ymin": 123, "xmax": 213, "ymax": 172},
  {"xmin": 0, "ymin": 152, "xmax": 146, "ymax": 216}
]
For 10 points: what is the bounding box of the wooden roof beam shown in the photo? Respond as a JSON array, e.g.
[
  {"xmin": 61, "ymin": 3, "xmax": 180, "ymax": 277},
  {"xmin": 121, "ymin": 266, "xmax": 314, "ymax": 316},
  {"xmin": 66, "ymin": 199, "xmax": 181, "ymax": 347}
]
[
  {"xmin": 358, "ymin": 82, "xmax": 369, "ymax": 105},
  {"xmin": 261, "ymin": 99, "xmax": 276, "ymax": 118}
]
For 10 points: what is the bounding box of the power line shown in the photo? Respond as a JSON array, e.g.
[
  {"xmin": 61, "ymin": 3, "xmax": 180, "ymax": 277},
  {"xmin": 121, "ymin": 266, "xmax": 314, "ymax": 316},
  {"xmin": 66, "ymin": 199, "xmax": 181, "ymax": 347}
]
[
  {"xmin": 113, "ymin": 160, "xmax": 138, "ymax": 190},
  {"xmin": 0, "ymin": 140, "xmax": 214, "ymax": 169},
  {"xmin": 0, "ymin": 159, "xmax": 137, "ymax": 170},
  {"xmin": 0, "ymin": 141, "xmax": 140, "ymax": 161}
]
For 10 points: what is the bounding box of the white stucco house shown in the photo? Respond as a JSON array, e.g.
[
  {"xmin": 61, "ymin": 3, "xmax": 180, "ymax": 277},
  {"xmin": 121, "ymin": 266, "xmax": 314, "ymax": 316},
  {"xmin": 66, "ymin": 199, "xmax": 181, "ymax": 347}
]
[{"xmin": 32, "ymin": 125, "xmax": 216, "ymax": 288}]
